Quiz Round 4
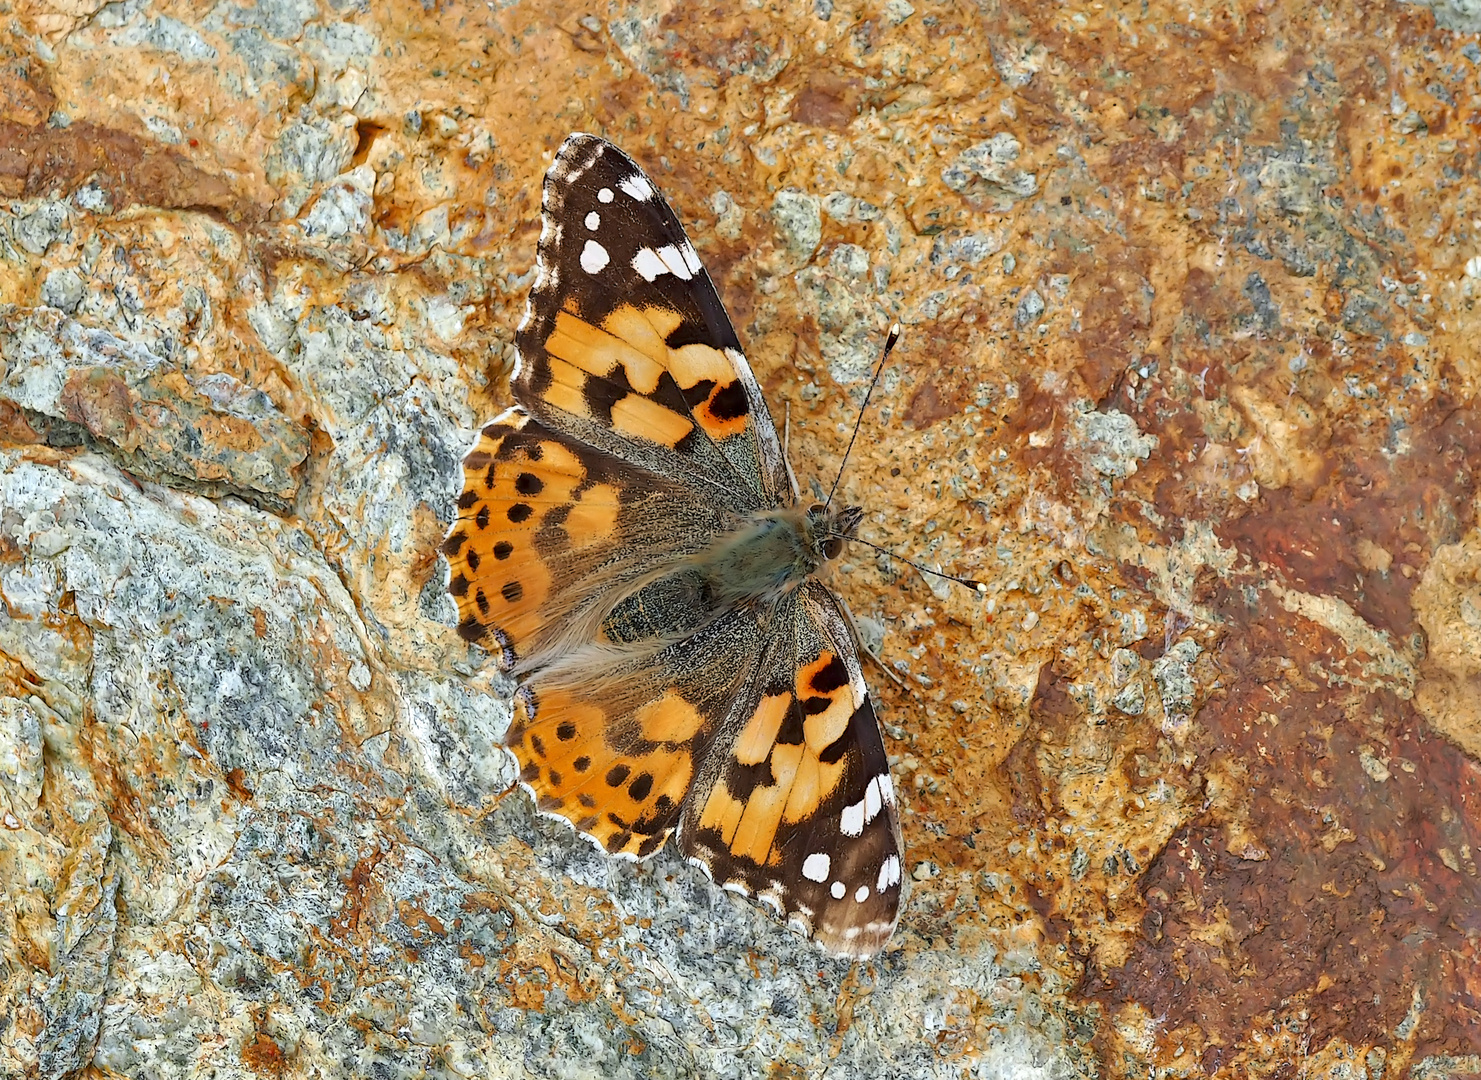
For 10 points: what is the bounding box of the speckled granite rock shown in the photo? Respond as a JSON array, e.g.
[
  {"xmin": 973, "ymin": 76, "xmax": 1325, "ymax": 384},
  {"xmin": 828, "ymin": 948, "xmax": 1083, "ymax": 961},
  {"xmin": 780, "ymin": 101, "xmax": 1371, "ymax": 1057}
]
[{"xmin": 1, "ymin": 0, "xmax": 1479, "ymax": 1077}]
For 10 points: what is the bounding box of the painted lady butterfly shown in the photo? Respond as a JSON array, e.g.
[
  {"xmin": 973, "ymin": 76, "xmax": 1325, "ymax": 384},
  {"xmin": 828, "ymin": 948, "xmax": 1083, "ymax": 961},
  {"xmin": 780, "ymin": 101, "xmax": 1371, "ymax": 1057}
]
[{"xmin": 444, "ymin": 133, "xmax": 903, "ymax": 957}]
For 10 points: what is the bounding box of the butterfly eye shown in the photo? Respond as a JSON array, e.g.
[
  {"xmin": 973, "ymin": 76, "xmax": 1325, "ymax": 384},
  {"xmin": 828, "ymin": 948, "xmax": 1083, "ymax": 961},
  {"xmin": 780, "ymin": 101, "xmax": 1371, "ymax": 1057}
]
[
  {"xmin": 806, "ymin": 502, "xmax": 825, "ymax": 517},
  {"xmin": 822, "ymin": 536, "xmax": 845, "ymax": 560}
]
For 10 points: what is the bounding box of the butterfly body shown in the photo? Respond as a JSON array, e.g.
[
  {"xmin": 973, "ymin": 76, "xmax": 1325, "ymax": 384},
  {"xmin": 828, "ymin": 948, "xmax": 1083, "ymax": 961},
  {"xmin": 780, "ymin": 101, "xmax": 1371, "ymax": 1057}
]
[
  {"xmin": 445, "ymin": 134, "xmax": 904, "ymax": 957},
  {"xmin": 687, "ymin": 501, "xmax": 864, "ymax": 608}
]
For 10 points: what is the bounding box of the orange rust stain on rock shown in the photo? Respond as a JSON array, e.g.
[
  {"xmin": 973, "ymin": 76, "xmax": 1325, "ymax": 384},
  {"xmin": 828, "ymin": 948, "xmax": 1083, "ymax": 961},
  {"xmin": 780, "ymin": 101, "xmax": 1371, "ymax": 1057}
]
[
  {"xmin": 0, "ymin": 120, "xmax": 246, "ymax": 215},
  {"xmin": 397, "ymin": 902, "xmax": 447, "ymax": 941},
  {"xmin": 904, "ymin": 376, "xmax": 965, "ymax": 429},
  {"xmin": 330, "ymin": 849, "xmax": 386, "ymax": 941},
  {"xmin": 789, "ymin": 74, "xmax": 864, "ymax": 130},
  {"xmin": 1082, "ymin": 392, "xmax": 1481, "ymax": 1061},
  {"xmin": 240, "ymin": 1032, "xmax": 286, "ymax": 1078},
  {"xmin": 224, "ymin": 768, "xmax": 254, "ymax": 802},
  {"xmin": 459, "ymin": 942, "xmax": 486, "ymax": 969},
  {"xmin": 60, "ymin": 369, "xmax": 136, "ymax": 447},
  {"xmin": 0, "ymin": 401, "xmax": 42, "ymax": 446}
]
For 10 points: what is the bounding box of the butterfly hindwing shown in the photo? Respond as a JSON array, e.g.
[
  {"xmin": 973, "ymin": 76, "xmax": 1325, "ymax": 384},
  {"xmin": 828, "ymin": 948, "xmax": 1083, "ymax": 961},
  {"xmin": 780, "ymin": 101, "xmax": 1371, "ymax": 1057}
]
[
  {"xmin": 515, "ymin": 134, "xmax": 789, "ymax": 510},
  {"xmin": 505, "ymin": 605, "xmax": 766, "ymax": 859},
  {"xmin": 679, "ymin": 584, "xmax": 904, "ymax": 957}
]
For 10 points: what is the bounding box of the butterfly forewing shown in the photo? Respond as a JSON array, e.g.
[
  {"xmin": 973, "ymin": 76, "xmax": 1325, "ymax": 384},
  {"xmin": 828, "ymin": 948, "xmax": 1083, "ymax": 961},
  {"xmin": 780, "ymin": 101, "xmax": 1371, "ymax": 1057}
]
[
  {"xmin": 445, "ymin": 406, "xmax": 733, "ymax": 673},
  {"xmin": 446, "ymin": 132, "xmax": 906, "ymax": 958},
  {"xmin": 516, "ymin": 134, "xmax": 788, "ymax": 509}
]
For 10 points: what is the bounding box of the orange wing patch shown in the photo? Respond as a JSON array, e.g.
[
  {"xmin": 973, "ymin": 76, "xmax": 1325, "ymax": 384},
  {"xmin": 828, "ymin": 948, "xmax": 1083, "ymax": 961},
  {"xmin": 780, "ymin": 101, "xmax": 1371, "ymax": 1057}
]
[
  {"xmin": 538, "ymin": 302, "xmax": 752, "ymax": 449},
  {"xmin": 443, "ymin": 409, "xmax": 621, "ymax": 667},
  {"xmin": 508, "ymin": 683, "xmax": 705, "ymax": 859},
  {"xmin": 694, "ymin": 651, "xmax": 855, "ymax": 868}
]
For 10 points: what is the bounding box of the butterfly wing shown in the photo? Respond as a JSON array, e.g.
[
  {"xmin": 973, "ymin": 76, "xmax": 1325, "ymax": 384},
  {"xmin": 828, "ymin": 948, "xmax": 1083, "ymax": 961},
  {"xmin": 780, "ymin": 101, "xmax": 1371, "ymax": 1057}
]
[
  {"xmin": 502, "ymin": 604, "xmax": 767, "ymax": 860},
  {"xmin": 444, "ymin": 407, "xmax": 736, "ymax": 673},
  {"xmin": 514, "ymin": 133, "xmax": 790, "ymax": 512},
  {"xmin": 679, "ymin": 582, "xmax": 905, "ymax": 958}
]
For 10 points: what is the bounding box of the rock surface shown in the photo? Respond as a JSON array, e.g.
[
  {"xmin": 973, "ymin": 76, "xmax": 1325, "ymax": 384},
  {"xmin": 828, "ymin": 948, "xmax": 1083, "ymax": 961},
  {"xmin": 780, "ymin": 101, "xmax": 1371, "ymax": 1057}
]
[{"xmin": 1, "ymin": 0, "xmax": 1479, "ymax": 1076}]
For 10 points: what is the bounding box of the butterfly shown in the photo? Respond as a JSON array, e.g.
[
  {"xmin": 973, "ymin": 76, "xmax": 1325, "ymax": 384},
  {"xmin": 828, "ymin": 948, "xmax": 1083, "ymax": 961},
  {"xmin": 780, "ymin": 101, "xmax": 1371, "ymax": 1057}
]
[{"xmin": 443, "ymin": 133, "xmax": 904, "ymax": 957}]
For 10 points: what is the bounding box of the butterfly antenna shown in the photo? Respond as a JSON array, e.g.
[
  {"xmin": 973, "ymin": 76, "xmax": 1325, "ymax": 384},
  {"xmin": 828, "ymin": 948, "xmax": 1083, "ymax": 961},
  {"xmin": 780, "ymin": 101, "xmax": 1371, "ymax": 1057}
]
[
  {"xmin": 824, "ymin": 322, "xmax": 901, "ymax": 512},
  {"xmin": 829, "ymin": 532, "xmax": 988, "ymax": 594}
]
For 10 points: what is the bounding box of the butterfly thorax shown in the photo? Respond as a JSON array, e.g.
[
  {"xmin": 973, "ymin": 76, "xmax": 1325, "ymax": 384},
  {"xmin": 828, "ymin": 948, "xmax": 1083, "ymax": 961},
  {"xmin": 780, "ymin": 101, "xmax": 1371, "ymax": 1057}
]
[{"xmin": 695, "ymin": 502, "xmax": 864, "ymax": 609}]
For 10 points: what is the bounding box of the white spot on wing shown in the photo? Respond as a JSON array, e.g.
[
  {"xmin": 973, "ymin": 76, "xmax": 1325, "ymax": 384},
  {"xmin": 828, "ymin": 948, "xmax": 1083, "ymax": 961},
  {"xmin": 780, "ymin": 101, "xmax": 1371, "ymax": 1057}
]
[
  {"xmin": 880, "ymin": 774, "xmax": 896, "ymax": 805},
  {"xmin": 598, "ymin": 187, "xmax": 614, "ymax": 203},
  {"xmin": 580, "ymin": 240, "xmax": 610, "ymax": 274},
  {"xmin": 802, "ymin": 853, "xmax": 830, "ymax": 882},
  {"xmin": 631, "ymin": 247, "xmax": 667, "ymax": 282},
  {"xmin": 865, "ymin": 776, "xmax": 883, "ymax": 822},
  {"xmin": 877, "ymin": 854, "xmax": 901, "ymax": 892},
  {"xmin": 657, "ymin": 244, "xmax": 693, "ymax": 280},
  {"xmin": 840, "ymin": 799, "xmax": 865, "ymax": 837},
  {"xmin": 679, "ymin": 242, "xmax": 703, "ymax": 276},
  {"xmin": 830, "ymin": 881, "xmax": 846, "ymax": 900},
  {"xmin": 620, "ymin": 173, "xmax": 655, "ymax": 201},
  {"xmin": 584, "ymin": 211, "xmax": 600, "ymax": 230},
  {"xmin": 854, "ymin": 885, "xmax": 870, "ymax": 903}
]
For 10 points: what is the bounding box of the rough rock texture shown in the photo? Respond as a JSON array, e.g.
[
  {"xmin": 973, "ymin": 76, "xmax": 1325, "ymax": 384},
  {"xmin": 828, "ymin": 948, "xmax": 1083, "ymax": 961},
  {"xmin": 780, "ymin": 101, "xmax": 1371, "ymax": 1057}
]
[{"xmin": 1, "ymin": 0, "xmax": 1479, "ymax": 1076}]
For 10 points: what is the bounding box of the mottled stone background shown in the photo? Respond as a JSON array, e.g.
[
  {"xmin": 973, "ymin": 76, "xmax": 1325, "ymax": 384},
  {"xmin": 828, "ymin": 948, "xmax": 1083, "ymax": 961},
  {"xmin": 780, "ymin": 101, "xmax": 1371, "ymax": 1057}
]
[{"xmin": 1, "ymin": 0, "xmax": 1479, "ymax": 1076}]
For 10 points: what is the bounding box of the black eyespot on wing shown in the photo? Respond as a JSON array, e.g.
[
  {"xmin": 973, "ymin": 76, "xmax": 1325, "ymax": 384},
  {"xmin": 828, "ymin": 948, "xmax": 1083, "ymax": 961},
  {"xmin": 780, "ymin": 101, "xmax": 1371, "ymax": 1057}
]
[
  {"xmin": 808, "ymin": 655, "xmax": 849, "ymax": 694},
  {"xmin": 708, "ymin": 381, "xmax": 750, "ymax": 421}
]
